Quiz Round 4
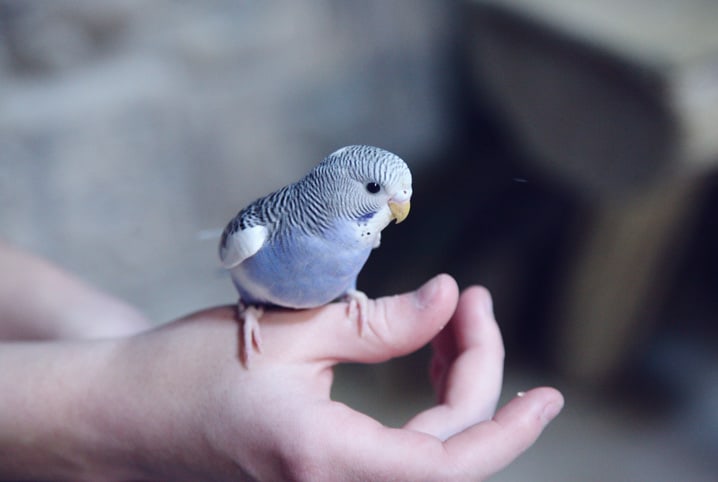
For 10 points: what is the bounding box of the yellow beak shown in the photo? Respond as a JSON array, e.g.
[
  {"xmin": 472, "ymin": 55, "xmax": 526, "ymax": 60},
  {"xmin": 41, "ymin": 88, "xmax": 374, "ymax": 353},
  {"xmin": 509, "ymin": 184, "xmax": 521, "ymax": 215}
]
[{"xmin": 388, "ymin": 200, "xmax": 411, "ymax": 224}]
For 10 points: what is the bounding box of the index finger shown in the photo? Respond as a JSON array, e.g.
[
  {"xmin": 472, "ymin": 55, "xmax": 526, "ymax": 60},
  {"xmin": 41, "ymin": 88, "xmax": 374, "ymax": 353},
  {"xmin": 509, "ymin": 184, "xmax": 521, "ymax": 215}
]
[
  {"xmin": 405, "ymin": 286, "xmax": 504, "ymax": 440},
  {"xmin": 258, "ymin": 274, "xmax": 460, "ymax": 364}
]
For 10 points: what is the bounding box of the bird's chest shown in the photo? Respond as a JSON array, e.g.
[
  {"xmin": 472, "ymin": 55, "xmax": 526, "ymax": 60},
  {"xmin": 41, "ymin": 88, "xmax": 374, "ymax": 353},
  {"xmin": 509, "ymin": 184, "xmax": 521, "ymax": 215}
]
[{"xmin": 230, "ymin": 222, "xmax": 373, "ymax": 308}]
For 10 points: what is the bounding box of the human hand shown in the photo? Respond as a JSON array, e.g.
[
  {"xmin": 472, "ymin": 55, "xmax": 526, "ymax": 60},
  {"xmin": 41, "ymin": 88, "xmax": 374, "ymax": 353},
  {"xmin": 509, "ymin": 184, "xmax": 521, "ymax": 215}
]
[
  {"xmin": 91, "ymin": 274, "xmax": 562, "ymax": 481},
  {"xmin": 0, "ymin": 274, "xmax": 562, "ymax": 481},
  {"xmin": 0, "ymin": 239, "xmax": 150, "ymax": 340}
]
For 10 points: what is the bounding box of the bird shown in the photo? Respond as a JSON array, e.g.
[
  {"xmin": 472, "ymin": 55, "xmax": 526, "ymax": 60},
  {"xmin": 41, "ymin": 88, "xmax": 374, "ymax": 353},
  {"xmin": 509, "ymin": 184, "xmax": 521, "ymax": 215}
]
[{"xmin": 219, "ymin": 145, "xmax": 412, "ymax": 365}]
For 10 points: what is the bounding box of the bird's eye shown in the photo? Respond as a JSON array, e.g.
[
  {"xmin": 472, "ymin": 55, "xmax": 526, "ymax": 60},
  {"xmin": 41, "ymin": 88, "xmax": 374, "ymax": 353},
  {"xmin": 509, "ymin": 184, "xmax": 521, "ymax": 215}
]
[{"xmin": 365, "ymin": 182, "xmax": 381, "ymax": 194}]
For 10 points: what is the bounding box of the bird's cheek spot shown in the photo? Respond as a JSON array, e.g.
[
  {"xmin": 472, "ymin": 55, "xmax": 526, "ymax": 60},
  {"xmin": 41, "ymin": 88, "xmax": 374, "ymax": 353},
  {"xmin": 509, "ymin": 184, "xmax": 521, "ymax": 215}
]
[{"xmin": 357, "ymin": 212, "xmax": 376, "ymax": 223}]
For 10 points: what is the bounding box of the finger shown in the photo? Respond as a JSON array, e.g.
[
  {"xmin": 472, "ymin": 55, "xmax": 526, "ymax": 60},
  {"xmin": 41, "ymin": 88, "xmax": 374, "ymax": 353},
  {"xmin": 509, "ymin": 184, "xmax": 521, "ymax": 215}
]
[
  {"xmin": 406, "ymin": 286, "xmax": 504, "ymax": 440},
  {"xmin": 444, "ymin": 286, "xmax": 504, "ymax": 415},
  {"xmin": 444, "ymin": 386, "xmax": 564, "ymax": 480},
  {"xmin": 435, "ymin": 286, "xmax": 503, "ymax": 403},
  {"xmin": 311, "ymin": 387, "xmax": 563, "ymax": 481},
  {"xmin": 317, "ymin": 273, "xmax": 459, "ymax": 363},
  {"xmin": 428, "ymin": 314, "xmax": 456, "ymax": 392},
  {"xmin": 259, "ymin": 274, "xmax": 460, "ymax": 364}
]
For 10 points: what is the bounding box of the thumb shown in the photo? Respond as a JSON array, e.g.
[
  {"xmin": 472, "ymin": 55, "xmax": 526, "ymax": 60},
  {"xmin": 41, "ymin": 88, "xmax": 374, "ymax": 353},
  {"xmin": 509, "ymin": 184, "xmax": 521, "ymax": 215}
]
[{"xmin": 303, "ymin": 274, "xmax": 460, "ymax": 363}]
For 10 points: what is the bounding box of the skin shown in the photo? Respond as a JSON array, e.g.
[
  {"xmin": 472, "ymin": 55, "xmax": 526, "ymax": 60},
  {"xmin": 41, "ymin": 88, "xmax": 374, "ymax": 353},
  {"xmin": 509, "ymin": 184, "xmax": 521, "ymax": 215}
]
[{"xmin": 0, "ymin": 240, "xmax": 564, "ymax": 481}]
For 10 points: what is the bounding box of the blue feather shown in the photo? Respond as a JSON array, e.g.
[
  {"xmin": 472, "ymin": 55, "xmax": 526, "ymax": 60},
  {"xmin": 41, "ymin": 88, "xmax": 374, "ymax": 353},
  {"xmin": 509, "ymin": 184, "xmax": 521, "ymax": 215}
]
[{"xmin": 231, "ymin": 222, "xmax": 372, "ymax": 308}]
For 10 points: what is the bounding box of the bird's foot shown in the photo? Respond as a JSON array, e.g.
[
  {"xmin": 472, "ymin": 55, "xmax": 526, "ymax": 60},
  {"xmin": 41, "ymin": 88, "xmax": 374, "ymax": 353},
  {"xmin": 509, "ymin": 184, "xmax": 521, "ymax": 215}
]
[
  {"xmin": 237, "ymin": 302, "xmax": 264, "ymax": 367},
  {"xmin": 345, "ymin": 289, "xmax": 369, "ymax": 336}
]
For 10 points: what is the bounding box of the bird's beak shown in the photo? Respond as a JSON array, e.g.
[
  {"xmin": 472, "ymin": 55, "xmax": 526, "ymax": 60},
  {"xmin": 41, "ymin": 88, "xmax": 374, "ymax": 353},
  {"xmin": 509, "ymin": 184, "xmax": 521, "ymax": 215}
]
[{"xmin": 389, "ymin": 199, "xmax": 411, "ymax": 224}]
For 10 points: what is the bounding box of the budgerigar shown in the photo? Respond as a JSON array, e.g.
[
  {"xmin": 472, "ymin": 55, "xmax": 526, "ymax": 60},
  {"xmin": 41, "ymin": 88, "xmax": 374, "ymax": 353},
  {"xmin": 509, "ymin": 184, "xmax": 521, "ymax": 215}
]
[{"xmin": 219, "ymin": 145, "xmax": 412, "ymax": 365}]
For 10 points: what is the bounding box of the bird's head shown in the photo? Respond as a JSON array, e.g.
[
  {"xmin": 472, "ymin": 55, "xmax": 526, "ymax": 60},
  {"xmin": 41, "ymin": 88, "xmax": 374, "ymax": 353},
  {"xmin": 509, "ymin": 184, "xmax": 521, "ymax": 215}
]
[{"xmin": 312, "ymin": 145, "xmax": 413, "ymax": 231}]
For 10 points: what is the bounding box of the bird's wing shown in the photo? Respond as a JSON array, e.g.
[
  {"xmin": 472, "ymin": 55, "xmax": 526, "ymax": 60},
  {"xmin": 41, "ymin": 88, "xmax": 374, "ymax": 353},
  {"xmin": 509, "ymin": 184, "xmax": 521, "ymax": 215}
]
[{"xmin": 219, "ymin": 223, "xmax": 268, "ymax": 269}]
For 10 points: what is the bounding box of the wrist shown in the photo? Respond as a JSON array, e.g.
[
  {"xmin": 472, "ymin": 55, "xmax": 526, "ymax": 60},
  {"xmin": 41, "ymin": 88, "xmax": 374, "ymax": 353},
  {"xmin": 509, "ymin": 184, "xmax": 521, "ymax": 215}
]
[
  {"xmin": 0, "ymin": 339, "xmax": 148, "ymax": 480},
  {"xmin": 85, "ymin": 325, "xmax": 239, "ymax": 481}
]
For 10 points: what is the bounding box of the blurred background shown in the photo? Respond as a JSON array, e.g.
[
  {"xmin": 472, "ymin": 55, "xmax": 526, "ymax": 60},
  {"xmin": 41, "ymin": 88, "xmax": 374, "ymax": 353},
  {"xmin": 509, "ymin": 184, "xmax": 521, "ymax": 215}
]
[{"xmin": 1, "ymin": 0, "xmax": 717, "ymax": 479}]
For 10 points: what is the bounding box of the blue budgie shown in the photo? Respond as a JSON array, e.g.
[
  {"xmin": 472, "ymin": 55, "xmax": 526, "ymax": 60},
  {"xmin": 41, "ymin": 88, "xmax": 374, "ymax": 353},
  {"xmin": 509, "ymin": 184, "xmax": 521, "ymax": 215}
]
[{"xmin": 219, "ymin": 145, "xmax": 412, "ymax": 365}]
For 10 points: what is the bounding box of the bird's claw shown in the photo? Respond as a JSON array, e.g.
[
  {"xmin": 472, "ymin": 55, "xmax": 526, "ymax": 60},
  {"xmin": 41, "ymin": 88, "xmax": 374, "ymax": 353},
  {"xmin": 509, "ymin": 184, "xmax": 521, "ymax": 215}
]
[
  {"xmin": 345, "ymin": 290, "xmax": 369, "ymax": 336},
  {"xmin": 238, "ymin": 302, "xmax": 264, "ymax": 367}
]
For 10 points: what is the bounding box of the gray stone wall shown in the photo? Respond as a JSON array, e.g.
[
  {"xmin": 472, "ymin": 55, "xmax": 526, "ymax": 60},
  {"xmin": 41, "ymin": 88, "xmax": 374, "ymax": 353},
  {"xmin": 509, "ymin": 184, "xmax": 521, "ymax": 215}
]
[{"xmin": 0, "ymin": 1, "xmax": 459, "ymax": 320}]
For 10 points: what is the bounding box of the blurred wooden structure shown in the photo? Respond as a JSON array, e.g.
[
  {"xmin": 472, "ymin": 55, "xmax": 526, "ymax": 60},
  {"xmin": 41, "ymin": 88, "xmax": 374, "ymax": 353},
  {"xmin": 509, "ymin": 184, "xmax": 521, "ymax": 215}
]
[{"xmin": 468, "ymin": 0, "xmax": 718, "ymax": 383}]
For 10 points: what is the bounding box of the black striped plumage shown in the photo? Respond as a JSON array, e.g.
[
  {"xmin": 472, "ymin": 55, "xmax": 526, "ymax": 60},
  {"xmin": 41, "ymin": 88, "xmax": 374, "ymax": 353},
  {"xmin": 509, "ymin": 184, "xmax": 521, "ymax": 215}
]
[{"xmin": 220, "ymin": 145, "xmax": 410, "ymax": 256}]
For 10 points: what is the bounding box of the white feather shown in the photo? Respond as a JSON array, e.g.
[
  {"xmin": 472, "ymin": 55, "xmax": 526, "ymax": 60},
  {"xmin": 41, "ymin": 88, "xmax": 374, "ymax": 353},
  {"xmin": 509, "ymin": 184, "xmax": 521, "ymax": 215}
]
[{"xmin": 219, "ymin": 224, "xmax": 268, "ymax": 269}]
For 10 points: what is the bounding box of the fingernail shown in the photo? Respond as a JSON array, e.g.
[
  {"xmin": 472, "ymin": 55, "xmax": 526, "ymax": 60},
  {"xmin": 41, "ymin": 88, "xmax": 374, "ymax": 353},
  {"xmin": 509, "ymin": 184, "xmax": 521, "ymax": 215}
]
[
  {"xmin": 415, "ymin": 276, "xmax": 439, "ymax": 308},
  {"xmin": 541, "ymin": 401, "xmax": 564, "ymax": 426}
]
